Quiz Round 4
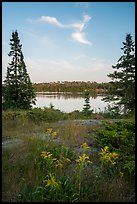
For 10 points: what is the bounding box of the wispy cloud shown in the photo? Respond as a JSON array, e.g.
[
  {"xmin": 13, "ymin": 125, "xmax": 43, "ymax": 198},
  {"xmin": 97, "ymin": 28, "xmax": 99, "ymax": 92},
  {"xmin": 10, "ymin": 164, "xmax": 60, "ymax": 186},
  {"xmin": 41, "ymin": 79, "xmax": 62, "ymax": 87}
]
[
  {"xmin": 2, "ymin": 53, "xmax": 111, "ymax": 83},
  {"xmin": 69, "ymin": 15, "xmax": 92, "ymax": 45},
  {"xmin": 24, "ymin": 57, "xmax": 76, "ymax": 82},
  {"xmin": 25, "ymin": 57, "xmax": 111, "ymax": 82},
  {"xmin": 28, "ymin": 14, "xmax": 92, "ymax": 46},
  {"xmin": 71, "ymin": 31, "xmax": 92, "ymax": 46},
  {"xmin": 70, "ymin": 15, "xmax": 91, "ymax": 32},
  {"xmin": 37, "ymin": 16, "xmax": 64, "ymax": 27},
  {"xmin": 37, "ymin": 14, "xmax": 91, "ymax": 31}
]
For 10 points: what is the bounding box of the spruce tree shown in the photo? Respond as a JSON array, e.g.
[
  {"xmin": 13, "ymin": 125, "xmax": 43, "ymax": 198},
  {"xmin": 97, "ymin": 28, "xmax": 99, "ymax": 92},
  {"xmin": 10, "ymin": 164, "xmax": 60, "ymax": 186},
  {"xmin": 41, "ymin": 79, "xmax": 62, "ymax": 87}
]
[
  {"xmin": 82, "ymin": 90, "xmax": 93, "ymax": 116},
  {"xmin": 103, "ymin": 33, "xmax": 135, "ymax": 115},
  {"xmin": 3, "ymin": 30, "xmax": 36, "ymax": 110}
]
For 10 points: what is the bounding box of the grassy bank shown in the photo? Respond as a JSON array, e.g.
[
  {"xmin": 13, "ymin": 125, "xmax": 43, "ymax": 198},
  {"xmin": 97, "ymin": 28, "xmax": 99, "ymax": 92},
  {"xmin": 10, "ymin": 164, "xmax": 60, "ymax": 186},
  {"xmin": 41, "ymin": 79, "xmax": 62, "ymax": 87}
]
[{"xmin": 2, "ymin": 108, "xmax": 135, "ymax": 202}]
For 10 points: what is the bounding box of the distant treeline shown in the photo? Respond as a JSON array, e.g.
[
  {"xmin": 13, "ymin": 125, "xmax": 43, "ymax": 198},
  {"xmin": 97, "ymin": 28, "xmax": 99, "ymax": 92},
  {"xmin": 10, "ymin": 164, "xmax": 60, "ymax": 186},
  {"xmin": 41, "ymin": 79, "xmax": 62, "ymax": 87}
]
[{"xmin": 32, "ymin": 81, "xmax": 112, "ymax": 93}]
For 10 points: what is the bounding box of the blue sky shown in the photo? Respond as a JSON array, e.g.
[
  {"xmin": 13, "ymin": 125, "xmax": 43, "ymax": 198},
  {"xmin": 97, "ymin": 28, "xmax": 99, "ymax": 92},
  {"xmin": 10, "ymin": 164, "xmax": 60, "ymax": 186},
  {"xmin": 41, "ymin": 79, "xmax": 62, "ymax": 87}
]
[{"xmin": 2, "ymin": 2, "xmax": 135, "ymax": 83}]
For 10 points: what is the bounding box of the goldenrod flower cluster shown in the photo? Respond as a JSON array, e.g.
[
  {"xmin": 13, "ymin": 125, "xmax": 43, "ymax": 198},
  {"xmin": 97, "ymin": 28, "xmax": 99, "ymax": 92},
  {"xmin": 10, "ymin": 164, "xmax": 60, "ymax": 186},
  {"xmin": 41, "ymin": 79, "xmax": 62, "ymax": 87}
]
[
  {"xmin": 44, "ymin": 173, "xmax": 60, "ymax": 190},
  {"xmin": 41, "ymin": 150, "xmax": 71, "ymax": 170},
  {"xmin": 76, "ymin": 153, "xmax": 92, "ymax": 164},
  {"xmin": 52, "ymin": 131, "xmax": 57, "ymax": 137},
  {"xmin": 61, "ymin": 156, "xmax": 71, "ymax": 163},
  {"xmin": 99, "ymin": 146, "xmax": 119, "ymax": 165},
  {"xmin": 81, "ymin": 142, "xmax": 90, "ymax": 150},
  {"xmin": 55, "ymin": 160, "xmax": 63, "ymax": 169},
  {"xmin": 46, "ymin": 128, "xmax": 58, "ymax": 139},
  {"xmin": 41, "ymin": 151, "xmax": 53, "ymax": 159},
  {"xmin": 46, "ymin": 128, "xmax": 53, "ymax": 134},
  {"xmin": 41, "ymin": 142, "xmax": 92, "ymax": 195}
]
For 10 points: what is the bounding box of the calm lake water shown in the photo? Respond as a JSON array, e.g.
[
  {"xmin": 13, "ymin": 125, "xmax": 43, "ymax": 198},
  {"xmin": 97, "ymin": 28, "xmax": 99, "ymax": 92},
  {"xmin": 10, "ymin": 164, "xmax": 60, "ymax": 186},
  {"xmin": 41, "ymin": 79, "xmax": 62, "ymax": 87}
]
[{"xmin": 33, "ymin": 92, "xmax": 109, "ymax": 113}]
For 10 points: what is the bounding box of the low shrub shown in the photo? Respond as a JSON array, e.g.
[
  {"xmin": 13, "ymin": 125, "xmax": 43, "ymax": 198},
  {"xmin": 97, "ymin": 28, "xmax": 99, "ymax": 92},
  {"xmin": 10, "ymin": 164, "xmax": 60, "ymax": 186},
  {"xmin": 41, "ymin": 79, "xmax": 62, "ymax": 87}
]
[
  {"xmin": 26, "ymin": 107, "xmax": 67, "ymax": 123},
  {"xmin": 93, "ymin": 120, "xmax": 135, "ymax": 176}
]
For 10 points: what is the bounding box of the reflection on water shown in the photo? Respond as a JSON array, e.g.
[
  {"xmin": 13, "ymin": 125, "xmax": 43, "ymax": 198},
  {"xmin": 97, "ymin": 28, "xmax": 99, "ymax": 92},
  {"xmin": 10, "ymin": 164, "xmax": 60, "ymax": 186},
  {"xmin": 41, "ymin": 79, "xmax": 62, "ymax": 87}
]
[
  {"xmin": 36, "ymin": 92, "xmax": 98, "ymax": 99},
  {"xmin": 33, "ymin": 92, "xmax": 109, "ymax": 113}
]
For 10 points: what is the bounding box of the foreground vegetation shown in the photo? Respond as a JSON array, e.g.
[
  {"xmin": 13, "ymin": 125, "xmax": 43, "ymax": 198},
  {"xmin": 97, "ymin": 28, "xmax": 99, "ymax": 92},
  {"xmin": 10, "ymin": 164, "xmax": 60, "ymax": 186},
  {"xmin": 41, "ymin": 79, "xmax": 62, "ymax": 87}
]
[{"xmin": 2, "ymin": 108, "xmax": 135, "ymax": 202}]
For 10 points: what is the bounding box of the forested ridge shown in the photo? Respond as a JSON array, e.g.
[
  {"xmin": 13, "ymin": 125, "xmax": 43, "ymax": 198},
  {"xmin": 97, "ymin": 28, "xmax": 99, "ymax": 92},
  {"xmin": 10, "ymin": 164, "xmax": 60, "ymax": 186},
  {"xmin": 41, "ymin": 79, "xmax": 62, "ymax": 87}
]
[{"xmin": 32, "ymin": 81, "xmax": 111, "ymax": 93}]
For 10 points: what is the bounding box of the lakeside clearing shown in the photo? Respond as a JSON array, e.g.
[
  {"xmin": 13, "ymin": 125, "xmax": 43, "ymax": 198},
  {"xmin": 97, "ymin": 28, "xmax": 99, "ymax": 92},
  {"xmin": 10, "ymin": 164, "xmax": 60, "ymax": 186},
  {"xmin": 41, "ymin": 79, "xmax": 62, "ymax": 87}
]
[{"xmin": 2, "ymin": 109, "xmax": 135, "ymax": 202}]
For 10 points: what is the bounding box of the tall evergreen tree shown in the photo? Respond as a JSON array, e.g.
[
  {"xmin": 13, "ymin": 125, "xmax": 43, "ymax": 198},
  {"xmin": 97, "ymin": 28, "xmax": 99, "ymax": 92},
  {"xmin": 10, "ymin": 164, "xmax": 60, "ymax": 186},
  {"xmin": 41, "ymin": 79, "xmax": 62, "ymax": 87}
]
[
  {"xmin": 103, "ymin": 33, "xmax": 135, "ymax": 115},
  {"xmin": 3, "ymin": 30, "xmax": 36, "ymax": 110}
]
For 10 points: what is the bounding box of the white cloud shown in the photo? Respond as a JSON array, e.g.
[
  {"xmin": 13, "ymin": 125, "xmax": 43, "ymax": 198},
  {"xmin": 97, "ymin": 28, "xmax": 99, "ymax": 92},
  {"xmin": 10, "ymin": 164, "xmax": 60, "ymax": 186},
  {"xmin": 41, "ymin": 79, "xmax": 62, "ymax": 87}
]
[
  {"xmin": 25, "ymin": 57, "xmax": 75, "ymax": 72},
  {"xmin": 71, "ymin": 32, "xmax": 92, "ymax": 46},
  {"xmin": 70, "ymin": 15, "xmax": 91, "ymax": 45},
  {"xmin": 38, "ymin": 16, "xmax": 64, "ymax": 28},
  {"xmin": 28, "ymin": 14, "xmax": 92, "ymax": 46},
  {"xmin": 83, "ymin": 14, "xmax": 91, "ymax": 25},
  {"xmin": 37, "ymin": 14, "xmax": 91, "ymax": 32},
  {"xmin": 24, "ymin": 57, "xmax": 77, "ymax": 82},
  {"xmin": 2, "ymin": 53, "xmax": 112, "ymax": 83},
  {"xmin": 70, "ymin": 15, "xmax": 91, "ymax": 32}
]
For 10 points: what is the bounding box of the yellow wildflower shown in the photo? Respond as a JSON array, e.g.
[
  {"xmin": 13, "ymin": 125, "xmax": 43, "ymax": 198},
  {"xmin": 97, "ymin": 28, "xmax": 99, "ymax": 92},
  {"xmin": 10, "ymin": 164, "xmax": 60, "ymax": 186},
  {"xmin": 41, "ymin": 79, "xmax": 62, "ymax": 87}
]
[
  {"xmin": 61, "ymin": 156, "xmax": 71, "ymax": 163},
  {"xmin": 111, "ymin": 152, "xmax": 119, "ymax": 159},
  {"xmin": 99, "ymin": 146, "xmax": 119, "ymax": 165},
  {"xmin": 65, "ymin": 157, "xmax": 71, "ymax": 162},
  {"xmin": 52, "ymin": 158, "xmax": 57, "ymax": 161},
  {"xmin": 52, "ymin": 131, "xmax": 57, "ymax": 137},
  {"xmin": 45, "ymin": 173, "xmax": 60, "ymax": 190},
  {"xmin": 81, "ymin": 142, "xmax": 90, "ymax": 150},
  {"xmin": 55, "ymin": 160, "xmax": 63, "ymax": 169},
  {"xmin": 46, "ymin": 179, "xmax": 52, "ymax": 187},
  {"xmin": 41, "ymin": 151, "xmax": 52, "ymax": 159},
  {"xmin": 46, "ymin": 128, "xmax": 52, "ymax": 134},
  {"xmin": 101, "ymin": 146, "xmax": 109, "ymax": 153},
  {"xmin": 76, "ymin": 153, "xmax": 91, "ymax": 163}
]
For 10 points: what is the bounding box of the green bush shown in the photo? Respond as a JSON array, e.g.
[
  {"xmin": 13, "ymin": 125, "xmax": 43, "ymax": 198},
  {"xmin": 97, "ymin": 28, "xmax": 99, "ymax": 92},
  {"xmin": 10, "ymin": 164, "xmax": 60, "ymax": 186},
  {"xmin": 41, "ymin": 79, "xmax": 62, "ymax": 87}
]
[
  {"xmin": 93, "ymin": 120, "xmax": 135, "ymax": 175},
  {"xmin": 26, "ymin": 107, "xmax": 67, "ymax": 123}
]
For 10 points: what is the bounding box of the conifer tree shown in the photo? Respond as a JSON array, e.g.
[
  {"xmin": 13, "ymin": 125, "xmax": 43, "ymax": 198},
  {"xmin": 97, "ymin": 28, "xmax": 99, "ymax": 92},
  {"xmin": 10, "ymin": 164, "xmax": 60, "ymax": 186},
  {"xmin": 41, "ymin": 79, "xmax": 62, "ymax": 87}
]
[
  {"xmin": 103, "ymin": 33, "xmax": 135, "ymax": 115},
  {"xmin": 82, "ymin": 90, "xmax": 93, "ymax": 116},
  {"xmin": 3, "ymin": 30, "xmax": 36, "ymax": 110}
]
